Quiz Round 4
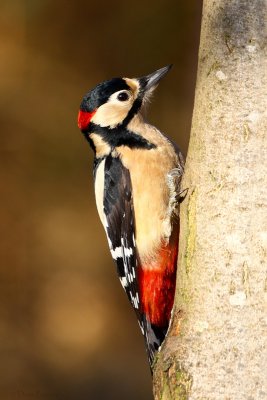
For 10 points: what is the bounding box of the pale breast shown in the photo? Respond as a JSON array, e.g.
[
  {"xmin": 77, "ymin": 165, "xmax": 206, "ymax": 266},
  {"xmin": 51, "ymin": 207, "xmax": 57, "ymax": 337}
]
[{"xmin": 117, "ymin": 123, "xmax": 179, "ymax": 262}]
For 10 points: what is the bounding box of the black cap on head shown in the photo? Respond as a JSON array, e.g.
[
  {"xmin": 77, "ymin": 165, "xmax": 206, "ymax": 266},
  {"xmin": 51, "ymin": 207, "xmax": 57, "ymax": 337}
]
[{"xmin": 80, "ymin": 78, "xmax": 130, "ymax": 112}]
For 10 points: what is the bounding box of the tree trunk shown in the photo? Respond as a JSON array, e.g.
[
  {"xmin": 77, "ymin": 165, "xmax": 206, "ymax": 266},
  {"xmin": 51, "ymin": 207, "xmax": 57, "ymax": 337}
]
[{"xmin": 153, "ymin": 1, "xmax": 267, "ymax": 399}]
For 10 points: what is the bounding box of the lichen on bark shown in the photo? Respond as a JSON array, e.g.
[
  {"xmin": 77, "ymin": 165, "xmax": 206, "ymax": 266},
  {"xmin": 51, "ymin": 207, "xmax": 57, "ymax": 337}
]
[{"xmin": 154, "ymin": 357, "xmax": 192, "ymax": 400}]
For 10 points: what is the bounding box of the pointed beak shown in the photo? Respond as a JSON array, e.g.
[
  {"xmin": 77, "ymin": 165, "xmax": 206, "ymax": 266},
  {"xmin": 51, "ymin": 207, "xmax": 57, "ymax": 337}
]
[{"xmin": 138, "ymin": 65, "xmax": 172, "ymax": 92}]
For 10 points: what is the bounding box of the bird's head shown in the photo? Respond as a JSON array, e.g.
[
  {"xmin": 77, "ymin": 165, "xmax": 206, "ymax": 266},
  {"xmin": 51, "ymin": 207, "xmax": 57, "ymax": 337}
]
[{"xmin": 78, "ymin": 65, "xmax": 172, "ymax": 133}]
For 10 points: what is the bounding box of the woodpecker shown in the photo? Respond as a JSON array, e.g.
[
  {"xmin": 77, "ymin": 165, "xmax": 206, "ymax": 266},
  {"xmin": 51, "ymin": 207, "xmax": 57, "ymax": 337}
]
[{"xmin": 78, "ymin": 65, "xmax": 184, "ymax": 370}]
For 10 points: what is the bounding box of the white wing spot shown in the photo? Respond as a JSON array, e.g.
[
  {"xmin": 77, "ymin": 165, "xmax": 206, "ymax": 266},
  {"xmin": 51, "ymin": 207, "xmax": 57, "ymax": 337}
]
[
  {"xmin": 107, "ymin": 237, "xmax": 112, "ymax": 248},
  {"xmin": 135, "ymin": 292, "xmax": 139, "ymax": 304},
  {"xmin": 111, "ymin": 246, "xmax": 123, "ymax": 259},
  {"xmin": 138, "ymin": 320, "xmax": 145, "ymax": 335},
  {"xmin": 130, "ymin": 291, "xmax": 139, "ymax": 309},
  {"xmin": 120, "ymin": 277, "xmax": 128, "ymax": 288},
  {"xmin": 124, "ymin": 247, "xmax": 133, "ymax": 257}
]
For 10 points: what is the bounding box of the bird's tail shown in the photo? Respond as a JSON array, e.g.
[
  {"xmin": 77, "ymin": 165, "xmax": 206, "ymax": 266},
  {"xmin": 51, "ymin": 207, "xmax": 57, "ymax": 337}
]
[{"xmin": 139, "ymin": 315, "xmax": 169, "ymax": 371}]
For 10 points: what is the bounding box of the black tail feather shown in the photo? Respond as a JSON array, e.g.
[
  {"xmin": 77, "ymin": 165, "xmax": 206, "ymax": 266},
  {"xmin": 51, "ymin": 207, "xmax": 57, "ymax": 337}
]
[{"xmin": 139, "ymin": 315, "xmax": 168, "ymax": 372}]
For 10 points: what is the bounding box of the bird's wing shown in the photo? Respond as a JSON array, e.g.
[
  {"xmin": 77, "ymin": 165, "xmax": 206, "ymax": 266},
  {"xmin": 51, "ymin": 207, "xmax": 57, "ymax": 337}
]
[{"xmin": 103, "ymin": 155, "xmax": 141, "ymax": 315}]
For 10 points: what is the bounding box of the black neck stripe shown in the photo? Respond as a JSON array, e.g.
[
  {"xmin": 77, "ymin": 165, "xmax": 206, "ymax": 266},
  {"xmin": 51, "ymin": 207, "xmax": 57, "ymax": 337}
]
[
  {"xmin": 121, "ymin": 98, "xmax": 142, "ymax": 127},
  {"xmin": 88, "ymin": 123, "xmax": 156, "ymax": 150}
]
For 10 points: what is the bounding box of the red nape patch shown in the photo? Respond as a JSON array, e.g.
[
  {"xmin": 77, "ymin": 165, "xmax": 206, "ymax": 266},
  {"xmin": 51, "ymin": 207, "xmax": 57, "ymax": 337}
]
[
  {"xmin": 77, "ymin": 110, "xmax": 96, "ymax": 131},
  {"xmin": 138, "ymin": 226, "xmax": 179, "ymax": 327}
]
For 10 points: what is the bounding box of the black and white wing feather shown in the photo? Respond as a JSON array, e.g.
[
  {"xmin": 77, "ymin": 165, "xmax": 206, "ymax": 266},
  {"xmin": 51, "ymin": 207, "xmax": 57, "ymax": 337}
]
[{"xmin": 103, "ymin": 155, "xmax": 140, "ymax": 314}]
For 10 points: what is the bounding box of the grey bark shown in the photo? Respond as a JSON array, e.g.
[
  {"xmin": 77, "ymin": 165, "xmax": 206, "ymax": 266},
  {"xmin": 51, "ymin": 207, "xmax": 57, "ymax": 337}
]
[{"xmin": 153, "ymin": 1, "xmax": 267, "ymax": 399}]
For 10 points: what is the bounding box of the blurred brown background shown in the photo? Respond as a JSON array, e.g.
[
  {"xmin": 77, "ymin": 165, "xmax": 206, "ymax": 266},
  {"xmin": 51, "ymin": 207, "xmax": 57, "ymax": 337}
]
[{"xmin": 0, "ymin": 1, "xmax": 201, "ymax": 399}]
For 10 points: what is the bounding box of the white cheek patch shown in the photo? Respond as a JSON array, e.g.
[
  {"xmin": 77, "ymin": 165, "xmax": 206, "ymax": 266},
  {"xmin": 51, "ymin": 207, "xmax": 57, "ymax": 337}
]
[
  {"xmin": 91, "ymin": 89, "xmax": 134, "ymax": 128},
  {"xmin": 91, "ymin": 102, "xmax": 129, "ymax": 128}
]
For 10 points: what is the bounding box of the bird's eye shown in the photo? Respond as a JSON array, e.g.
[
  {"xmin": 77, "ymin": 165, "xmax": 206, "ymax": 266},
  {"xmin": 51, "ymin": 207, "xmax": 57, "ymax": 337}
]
[{"xmin": 117, "ymin": 92, "xmax": 129, "ymax": 101}]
